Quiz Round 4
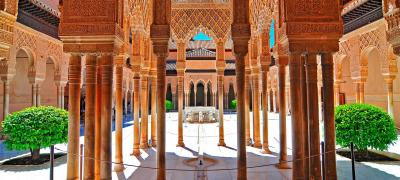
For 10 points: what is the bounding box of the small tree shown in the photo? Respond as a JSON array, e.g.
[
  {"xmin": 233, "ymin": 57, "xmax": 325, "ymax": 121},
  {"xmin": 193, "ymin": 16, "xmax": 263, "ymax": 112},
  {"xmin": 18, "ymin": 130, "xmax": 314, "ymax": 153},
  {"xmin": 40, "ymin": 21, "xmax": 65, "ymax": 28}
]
[
  {"xmin": 230, "ymin": 99, "xmax": 237, "ymax": 109},
  {"xmin": 165, "ymin": 100, "xmax": 173, "ymax": 112},
  {"xmin": 2, "ymin": 106, "xmax": 68, "ymax": 161},
  {"xmin": 335, "ymin": 103, "xmax": 398, "ymax": 151}
]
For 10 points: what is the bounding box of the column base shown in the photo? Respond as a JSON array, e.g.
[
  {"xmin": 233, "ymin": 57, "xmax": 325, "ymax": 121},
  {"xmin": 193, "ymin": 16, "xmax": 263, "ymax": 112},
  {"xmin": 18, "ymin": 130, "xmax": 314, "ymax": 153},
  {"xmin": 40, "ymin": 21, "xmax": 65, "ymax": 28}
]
[
  {"xmin": 176, "ymin": 141, "xmax": 185, "ymax": 147},
  {"xmin": 261, "ymin": 147, "xmax": 272, "ymax": 154},
  {"xmin": 218, "ymin": 140, "xmax": 226, "ymax": 147},
  {"xmin": 140, "ymin": 143, "xmax": 149, "ymax": 149},
  {"xmin": 246, "ymin": 138, "xmax": 252, "ymax": 146},
  {"xmin": 113, "ymin": 163, "xmax": 125, "ymax": 172},
  {"xmin": 131, "ymin": 149, "xmax": 140, "ymax": 156},
  {"xmin": 253, "ymin": 141, "xmax": 262, "ymax": 148},
  {"xmin": 276, "ymin": 161, "xmax": 291, "ymax": 169},
  {"xmin": 151, "ymin": 139, "xmax": 157, "ymax": 147}
]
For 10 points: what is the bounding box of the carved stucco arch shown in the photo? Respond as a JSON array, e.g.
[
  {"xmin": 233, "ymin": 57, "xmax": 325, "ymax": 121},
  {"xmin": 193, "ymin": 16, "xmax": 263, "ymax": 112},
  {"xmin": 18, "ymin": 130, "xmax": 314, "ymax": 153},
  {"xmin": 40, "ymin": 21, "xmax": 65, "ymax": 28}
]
[
  {"xmin": 184, "ymin": 25, "xmax": 218, "ymax": 43},
  {"xmin": 171, "ymin": 7, "xmax": 231, "ymax": 42}
]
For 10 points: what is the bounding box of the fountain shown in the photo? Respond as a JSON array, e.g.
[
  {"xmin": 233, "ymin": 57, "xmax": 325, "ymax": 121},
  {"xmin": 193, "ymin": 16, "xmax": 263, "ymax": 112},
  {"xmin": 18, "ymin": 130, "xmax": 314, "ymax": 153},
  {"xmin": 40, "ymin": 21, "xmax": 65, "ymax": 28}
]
[{"xmin": 184, "ymin": 106, "xmax": 218, "ymax": 123}]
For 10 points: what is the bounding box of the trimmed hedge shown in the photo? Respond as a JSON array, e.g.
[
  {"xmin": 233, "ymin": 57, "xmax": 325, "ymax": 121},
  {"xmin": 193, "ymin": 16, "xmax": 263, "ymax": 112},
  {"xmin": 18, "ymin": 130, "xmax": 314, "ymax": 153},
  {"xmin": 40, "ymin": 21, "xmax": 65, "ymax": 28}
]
[
  {"xmin": 166, "ymin": 100, "xmax": 173, "ymax": 111},
  {"xmin": 230, "ymin": 99, "xmax": 237, "ymax": 109},
  {"xmin": 335, "ymin": 103, "xmax": 398, "ymax": 151},
  {"xmin": 2, "ymin": 106, "xmax": 68, "ymax": 160}
]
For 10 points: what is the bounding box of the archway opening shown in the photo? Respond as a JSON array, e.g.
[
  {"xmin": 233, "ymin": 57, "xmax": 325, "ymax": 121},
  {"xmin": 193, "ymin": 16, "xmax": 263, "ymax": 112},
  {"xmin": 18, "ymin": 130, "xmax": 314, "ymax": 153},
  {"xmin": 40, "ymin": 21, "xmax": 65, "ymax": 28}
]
[{"xmin": 196, "ymin": 82, "xmax": 205, "ymax": 106}]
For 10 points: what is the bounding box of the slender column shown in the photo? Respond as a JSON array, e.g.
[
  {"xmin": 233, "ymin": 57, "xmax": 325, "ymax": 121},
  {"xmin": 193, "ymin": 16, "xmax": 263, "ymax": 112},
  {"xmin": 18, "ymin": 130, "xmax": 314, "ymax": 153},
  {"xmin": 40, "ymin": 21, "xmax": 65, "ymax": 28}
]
[
  {"xmin": 334, "ymin": 82, "xmax": 340, "ymax": 106},
  {"xmin": 321, "ymin": 53, "xmax": 337, "ymax": 179},
  {"xmin": 233, "ymin": 48, "xmax": 248, "ymax": 180},
  {"xmin": 194, "ymin": 89, "xmax": 197, "ymax": 106},
  {"xmin": 36, "ymin": 83, "xmax": 41, "ymax": 106},
  {"xmin": 155, "ymin": 47, "xmax": 168, "ymax": 180},
  {"xmin": 32, "ymin": 83, "xmax": 37, "ymax": 106},
  {"xmin": 2, "ymin": 80, "xmax": 10, "ymax": 123},
  {"xmin": 61, "ymin": 85, "xmax": 65, "ymax": 109},
  {"xmin": 124, "ymin": 90, "xmax": 128, "ymax": 115},
  {"xmin": 204, "ymin": 89, "xmax": 207, "ymax": 106},
  {"xmin": 359, "ymin": 81, "xmax": 365, "ymax": 103},
  {"xmin": 56, "ymin": 84, "xmax": 62, "ymax": 108},
  {"xmin": 114, "ymin": 56, "xmax": 124, "ymax": 172},
  {"xmin": 272, "ymin": 89, "xmax": 277, "ymax": 113},
  {"xmin": 277, "ymin": 56, "xmax": 289, "ymax": 169},
  {"xmin": 140, "ymin": 74, "xmax": 149, "ymax": 148},
  {"xmin": 83, "ymin": 55, "xmax": 97, "ymax": 179},
  {"xmin": 217, "ymin": 74, "xmax": 226, "ymax": 146},
  {"xmin": 177, "ymin": 75, "xmax": 185, "ymax": 146},
  {"xmin": 66, "ymin": 54, "xmax": 82, "ymax": 180},
  {"xmin": 252, "ymin": 72, "xmax": 262, "ymax": 147},
  {"xmin": 289, "ymin": 54, "xmax": 305, "ymax": 178},
  {"xmin": 305, "ymin": 54, "xmax": 321, "ymax": 179},
  {"xmin": 245, "ymin": 68, "xmax": 251, "ymax": 145},
  {"xmin": 386, "ymin": 78, "xmax": 395, "ymax": 117},
  {"xmin": 300, "ymin": 55, "xmax": 310, "ymax": 179},
  {"xmin": 261, "ymin": 66, "xmax": 271, "ymax": 153},
  {"xmin": 355, "ymin": 82, "xmax": 360, "ymax": 103},
  {"xmin": 99, "ymin": 54, "xmax": 114, "ymax": 180},
  {"xmin": 172, "ymin": 93, "xmax": 177, "ymax": 109},
  {"xmin": 132, "ymin": 74, "xmax": 140, "ymax": 156},
  {"xmin": 151, "ymin": 74, "xmax": 157, "ymax": 147},
  {"xmin": 94, "ymin": 64, "xmax": 102, "ymax": 179}
]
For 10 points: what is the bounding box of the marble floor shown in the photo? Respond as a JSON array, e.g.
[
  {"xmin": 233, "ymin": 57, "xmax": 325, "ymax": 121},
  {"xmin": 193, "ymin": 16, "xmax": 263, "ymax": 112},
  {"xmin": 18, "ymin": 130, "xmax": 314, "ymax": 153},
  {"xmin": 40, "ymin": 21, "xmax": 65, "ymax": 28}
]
[{"xmin": 0, "ymin": 112, "xmax": 399, "ymax": 180}]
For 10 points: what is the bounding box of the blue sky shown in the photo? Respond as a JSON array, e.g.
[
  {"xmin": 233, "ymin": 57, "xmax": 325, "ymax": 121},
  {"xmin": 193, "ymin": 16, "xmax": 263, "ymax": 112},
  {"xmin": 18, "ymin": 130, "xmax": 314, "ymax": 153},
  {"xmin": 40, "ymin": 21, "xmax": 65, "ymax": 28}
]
[
  {"xmin": 193, "ymin": 32, "xmax": 212, "ymax": 41},
  {"xmin": 193, "ymin": 21, "xmax": 275, "ymax": 48},
  {"xmin": 270, "ymin": 20, "xmax": 275, "ymax": 48}
]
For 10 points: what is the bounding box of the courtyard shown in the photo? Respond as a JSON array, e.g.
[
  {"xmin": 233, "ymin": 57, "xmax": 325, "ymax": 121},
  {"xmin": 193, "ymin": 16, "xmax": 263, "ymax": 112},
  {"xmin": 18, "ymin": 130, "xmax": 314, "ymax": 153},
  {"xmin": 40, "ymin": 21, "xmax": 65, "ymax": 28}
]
[{"xmin": 1, "ymin": 112, "xmax": 399, "ymax": 180}]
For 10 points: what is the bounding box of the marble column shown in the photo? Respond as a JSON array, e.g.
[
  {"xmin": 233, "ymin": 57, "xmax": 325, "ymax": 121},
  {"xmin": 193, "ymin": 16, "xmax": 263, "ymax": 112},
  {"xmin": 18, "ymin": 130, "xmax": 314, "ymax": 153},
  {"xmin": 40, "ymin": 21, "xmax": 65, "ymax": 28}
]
[
  {"xmin": 289, "ymin": 54, "xmax": 305, "ymax": 178},
  {"xmin": 132, "ymin": 73, "xmax": 140, "ymax": 156},
  {"xmin": 124, "ymin": 90, "xmax": 128, "ymax": 115},
  {"xmin": 305, "ymin": 54, "xmax": 321, "ymax": 179},
  {"xmin": 321, "ymin": 53, "xmax": 337, "ymax": 179},
  {"xmin": 245, "ymin": 68, "xmax": 251, "ymax": 145},
  {"xmin": 140, "ymin": 74, "xmax": 149, "ymax": 148},
  {"xmin": 233, "ymin": 45, "xmax": 248, "ymax": 180},
  {"xmin": 252, "ymin": 72, "xmax": 262, "ymax": 148},
  {"xmin": 300, "ymin": 55, "xmax": 310, "ymax": 179},
  {"xmin": 56, "ymin": 83, "xmax": 62, "ymax": 108},
  {"xmin": 94, "ymin": 64, "xmax": 102, "ymax": 179},
  {"xmin": 83, "ymin": 55, "xmax": 97, "ymax": 179},
  {"xmin": 386, "ymin": 77, "xmax": 395, "ymax": 117},
  {"xmin": 334, "ymin": 82, "xmax": 341, "ymax": 106},
  {"xmin": 177, "ymin": 75, "xmax": 184, "ymax": 146},
  {"xmin": 66, "ymin": 54, "xmax": 82, "ymax": 180},
  {"xmin": 217, "ymin": 74, "xmax": 226, "ymax": 146},
  {"xmin": 261, "ymin": 65, "xmax": 271, "ymax": 154},
  {"xmin": 359, "ymin": 81, "xmax": 365, "ymax": 103},
  {"xmin": 194, "ymin": 89, "xmax": 197, "ymax": 106},
  {"xmin": 31, "ymin": 83, "xmax": 39, "ymax": 106},
  {"xmin": 61, "ymin": 85, "xmax": 65, "ymax": 109},
  {"xmin": 155, "ymin": 45, "xmax": 168, "ymax": 180},
  {"xmin": 204, "ymin": 90, "xmax": 207, "ymax": 106},
  {"xmin": 277, "ymin": 56, "xmax": 289, "ymax": 169},
  {"xmin": 2, "ymin": 79, "xmax": 10, "ymax": 124},
  {"xmin": 151, "ymin": 74, "xmax": 157, "ymax": 147},
  {"xmin": 355, "ymin": 82, "xmax": 360, "ymax": 103},
  {"xmin": 272, "ymin": 89, "xmax": 278, "ymax": 113},
  {"xmin": 99, "ymin": 54, "xmax": 114, "ymax": 179},
  {"xmin": 114, "ymin": 56, "xmax": 124, "ymax": 172}
]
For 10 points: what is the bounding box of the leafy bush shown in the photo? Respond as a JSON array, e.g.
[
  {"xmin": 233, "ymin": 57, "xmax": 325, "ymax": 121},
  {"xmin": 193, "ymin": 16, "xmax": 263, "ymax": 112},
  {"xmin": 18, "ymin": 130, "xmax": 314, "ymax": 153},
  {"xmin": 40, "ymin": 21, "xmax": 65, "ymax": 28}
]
[
  {"xmin": 230, "ymin": 99, "xmax": 237, "ymax": 109},
  {"xmin": 165, "ymin": 100, "xmax": 173, "ymax": 111},
  {"xmin": 2, "ymin": 106, "xmax": 68, "ymax": 161},
  {"xmin": 335, "ymin": 103, "xmax": 398, "ymax": 151}
]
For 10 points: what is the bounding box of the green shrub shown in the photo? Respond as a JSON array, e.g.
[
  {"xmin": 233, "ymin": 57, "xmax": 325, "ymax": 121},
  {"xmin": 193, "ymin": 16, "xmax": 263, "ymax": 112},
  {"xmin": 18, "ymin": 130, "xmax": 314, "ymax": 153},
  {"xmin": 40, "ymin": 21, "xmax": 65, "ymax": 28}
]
[
  {"xmin": 2, "ymin": 106, "xmax": 68, "ymax": 161},
  {"xmin": 230, "ymin": 99, "xmax": 237, "ymax": 109},
  {"xmin": 335, "ymin": 103, "xmax": 398, "ymax": 151},
  {"xmin": 165, "ymin": 100, "xmax": 173, "ymax": 111}
]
